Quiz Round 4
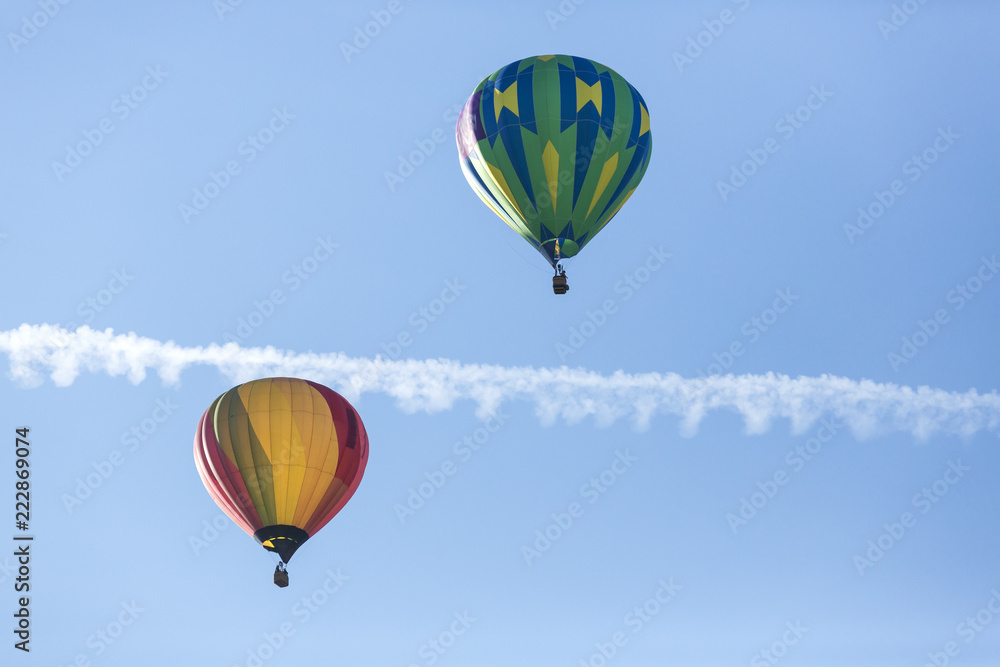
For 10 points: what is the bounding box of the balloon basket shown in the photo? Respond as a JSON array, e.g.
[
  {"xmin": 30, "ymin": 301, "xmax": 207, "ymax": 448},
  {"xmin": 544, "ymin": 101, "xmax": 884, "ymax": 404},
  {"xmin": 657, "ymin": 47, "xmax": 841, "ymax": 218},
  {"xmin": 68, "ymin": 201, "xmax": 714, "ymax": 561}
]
[
  {"xmin": 274, "ymin": 564, "xmax": 289, "ymax": 588},
  {"xmin": 553, "ymin": 271, "xmax": 569, "ymax": 295}
]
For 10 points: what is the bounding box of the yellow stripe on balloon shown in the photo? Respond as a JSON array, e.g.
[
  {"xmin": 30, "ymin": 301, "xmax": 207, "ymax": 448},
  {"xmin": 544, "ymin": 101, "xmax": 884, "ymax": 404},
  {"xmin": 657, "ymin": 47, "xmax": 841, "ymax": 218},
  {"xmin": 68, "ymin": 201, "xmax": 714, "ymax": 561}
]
[
  {"xmin": 244, "ymin": 380, "xmax": 280, "ymax": 524},
  {"xmin": 586, "ymin": 152, "xmax": 619, "ymax": 220},
  {"xmin": 640, "ymin": 103, "xmax": 650, "ymax": 136},
  {"xmin": 461, "ymin": 161, "xmax": 528, "ymax": 236},
  {"xmin": 273, "ymin": 380, "xmax": 305, "ymax": 525},
  {"xmin": 240, "ymin": 381, "xmax": 272, "ymax": 460},
  {"xmin": 485, "ymin": 161, "xmax": 526, "ymax": 221},
  {"xmin": 290, "ymin": 383, "xmax": 337, "ymax": 526},
  {"xmin": 542, "ymin": 141, "xmax": 560, "ymax": 216},
  {"xmin": 266, "ymin": 381, "xmax": 293, "ymax": 523}
]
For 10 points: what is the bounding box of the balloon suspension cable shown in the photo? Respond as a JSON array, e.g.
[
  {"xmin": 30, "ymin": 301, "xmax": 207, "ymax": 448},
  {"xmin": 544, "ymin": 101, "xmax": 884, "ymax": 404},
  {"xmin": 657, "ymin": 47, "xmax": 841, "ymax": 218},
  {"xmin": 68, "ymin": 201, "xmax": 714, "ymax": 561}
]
[
  {"xmin": 552, "ymin": 262, "xmax": 569, "ymax": 295},
  {"xmin": 273, "ymin": 562, "xmax": 289, "ymax": 588}
]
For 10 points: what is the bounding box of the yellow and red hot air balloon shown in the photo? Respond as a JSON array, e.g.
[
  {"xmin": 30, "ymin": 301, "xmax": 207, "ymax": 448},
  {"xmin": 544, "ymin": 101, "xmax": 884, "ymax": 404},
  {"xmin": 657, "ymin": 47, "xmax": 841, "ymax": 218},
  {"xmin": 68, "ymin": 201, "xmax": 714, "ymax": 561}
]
[{"xmin": 193, "ymin": 377, "xmax": 368, "ymax": 587}]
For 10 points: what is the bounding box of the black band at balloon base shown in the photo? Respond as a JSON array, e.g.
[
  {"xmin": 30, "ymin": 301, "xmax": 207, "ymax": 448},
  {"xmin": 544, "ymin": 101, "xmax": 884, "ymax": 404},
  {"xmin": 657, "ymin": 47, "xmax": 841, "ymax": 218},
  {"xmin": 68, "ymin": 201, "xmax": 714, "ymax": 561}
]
[{"xmin": 254, "ymin": 525, "xmax": 310, "ymax": 564}]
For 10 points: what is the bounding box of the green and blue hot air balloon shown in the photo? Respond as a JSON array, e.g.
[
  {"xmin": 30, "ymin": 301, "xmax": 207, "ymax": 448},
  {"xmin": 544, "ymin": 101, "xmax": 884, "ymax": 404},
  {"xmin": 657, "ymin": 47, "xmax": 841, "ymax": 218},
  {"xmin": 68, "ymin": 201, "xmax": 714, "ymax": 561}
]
[{"xmin": 456, "ymin": 55, "xmax": 652, "ymax": 294}]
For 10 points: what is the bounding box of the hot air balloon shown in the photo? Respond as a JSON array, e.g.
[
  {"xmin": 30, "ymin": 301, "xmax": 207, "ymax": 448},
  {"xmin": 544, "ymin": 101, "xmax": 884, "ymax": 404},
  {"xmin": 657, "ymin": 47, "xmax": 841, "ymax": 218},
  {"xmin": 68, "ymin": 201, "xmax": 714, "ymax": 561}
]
[
  {"xmin": 456, "ymin": 55, "xmax": 652, "ymax": 294},
  {"xmin": 193, "ymin": 377, "xmax": 368, "ymax": 587}
]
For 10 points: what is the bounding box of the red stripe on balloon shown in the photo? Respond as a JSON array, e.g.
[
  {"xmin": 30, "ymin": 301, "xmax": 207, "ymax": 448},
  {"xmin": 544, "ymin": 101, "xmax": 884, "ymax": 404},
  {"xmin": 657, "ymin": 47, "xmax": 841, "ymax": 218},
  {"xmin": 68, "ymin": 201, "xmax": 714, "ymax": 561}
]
[
  {"xmin": 195, "ymin": 399, "xmax": 264, "ymax": 534},
  {"xmin": 303, "ymin": 381, "xmax": 369, "ymax": 536},
  {"xmin": 193, "ymin": 409, "xmax": 255, "ymax": 535}
]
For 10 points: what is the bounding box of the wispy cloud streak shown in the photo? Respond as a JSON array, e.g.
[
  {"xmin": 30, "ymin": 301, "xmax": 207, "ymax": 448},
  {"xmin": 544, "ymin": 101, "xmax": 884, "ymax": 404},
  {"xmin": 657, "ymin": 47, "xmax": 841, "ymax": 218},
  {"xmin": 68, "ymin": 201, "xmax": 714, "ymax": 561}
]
[{"xmin": 2, "ymin": 324, "xmax": 998, "ymax": 439}]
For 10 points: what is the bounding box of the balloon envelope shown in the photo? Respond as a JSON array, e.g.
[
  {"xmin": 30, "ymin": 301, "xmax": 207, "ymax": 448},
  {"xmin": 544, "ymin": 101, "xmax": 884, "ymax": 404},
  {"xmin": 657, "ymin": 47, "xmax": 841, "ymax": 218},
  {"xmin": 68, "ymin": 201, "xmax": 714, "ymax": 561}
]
[
  {"xmin": 457, "ymin": 54, "xmax": 652, "ymax": 267},
  {"xmin": 193, "ymin": 377, "xmax": 368, "ymax": 563}
]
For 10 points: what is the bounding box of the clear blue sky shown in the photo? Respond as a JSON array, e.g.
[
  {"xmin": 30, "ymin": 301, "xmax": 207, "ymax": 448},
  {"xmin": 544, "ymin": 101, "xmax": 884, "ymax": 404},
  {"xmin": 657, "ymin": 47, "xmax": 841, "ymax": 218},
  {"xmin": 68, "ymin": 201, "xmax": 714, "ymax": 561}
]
[{"xmin": 2, "ymin": 1, "xmax": 1000, "ymax": 666}]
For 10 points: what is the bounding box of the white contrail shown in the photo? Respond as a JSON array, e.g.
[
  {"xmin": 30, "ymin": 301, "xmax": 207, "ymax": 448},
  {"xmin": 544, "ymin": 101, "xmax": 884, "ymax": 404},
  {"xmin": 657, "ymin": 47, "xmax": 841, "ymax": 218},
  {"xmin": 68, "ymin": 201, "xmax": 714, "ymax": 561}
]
[{"xmin": 1, "ymin": 324, "xmax": 998, "ymax": 440}]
